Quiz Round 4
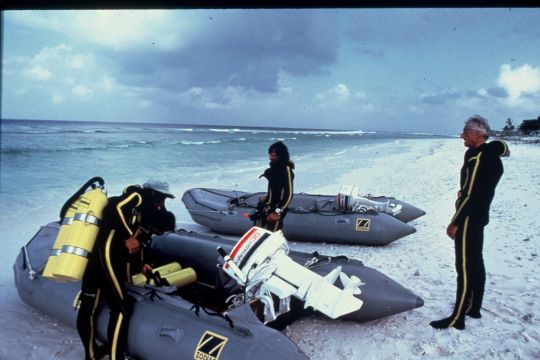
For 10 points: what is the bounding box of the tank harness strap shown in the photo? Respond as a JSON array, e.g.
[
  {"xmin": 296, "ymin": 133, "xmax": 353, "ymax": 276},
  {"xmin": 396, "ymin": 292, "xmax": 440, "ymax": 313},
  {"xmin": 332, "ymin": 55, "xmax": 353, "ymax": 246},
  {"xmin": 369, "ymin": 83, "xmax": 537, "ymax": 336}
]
[
  {"xmin": 73, "ymin": 212, "xmax": 101, "ymax": 226},
  {"xmin": 60, "ymin": 245, "xmax": 90, "ymax": 259},
  {"xmin": 49, "ymin": 249, "xmax": 62, "ymax": 257}
]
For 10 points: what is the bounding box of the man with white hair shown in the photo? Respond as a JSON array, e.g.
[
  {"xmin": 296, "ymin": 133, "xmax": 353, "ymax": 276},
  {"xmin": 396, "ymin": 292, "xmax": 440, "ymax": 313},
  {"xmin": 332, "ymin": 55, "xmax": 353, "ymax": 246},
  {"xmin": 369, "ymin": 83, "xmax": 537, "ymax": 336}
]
[{"xmin": 431, "ymin": 115, "xmax": 510, "ymax": 330}]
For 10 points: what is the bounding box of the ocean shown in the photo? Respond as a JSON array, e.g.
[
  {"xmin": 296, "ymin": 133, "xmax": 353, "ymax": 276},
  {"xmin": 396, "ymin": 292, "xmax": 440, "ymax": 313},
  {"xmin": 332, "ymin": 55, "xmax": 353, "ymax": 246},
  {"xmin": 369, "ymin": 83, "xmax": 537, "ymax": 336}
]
[{"xmin": 0, "ymin": 119, "xmax": 446, "ymax": 240}]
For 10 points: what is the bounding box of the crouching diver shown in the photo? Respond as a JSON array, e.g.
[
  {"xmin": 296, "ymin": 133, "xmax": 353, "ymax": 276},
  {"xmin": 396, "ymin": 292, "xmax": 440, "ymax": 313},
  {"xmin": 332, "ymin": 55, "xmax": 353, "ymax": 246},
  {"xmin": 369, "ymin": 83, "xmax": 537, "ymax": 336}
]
[
  {"xmin": 251, "ymin": 141, "xmax": 294, "ymax": 232},
  {"xmin": 430, "ymin": 115, "xmax": 510, "ymax": 330},
  {"xmin": 77, "ymin": 179, "xmax": 176, "ymax": 360}
]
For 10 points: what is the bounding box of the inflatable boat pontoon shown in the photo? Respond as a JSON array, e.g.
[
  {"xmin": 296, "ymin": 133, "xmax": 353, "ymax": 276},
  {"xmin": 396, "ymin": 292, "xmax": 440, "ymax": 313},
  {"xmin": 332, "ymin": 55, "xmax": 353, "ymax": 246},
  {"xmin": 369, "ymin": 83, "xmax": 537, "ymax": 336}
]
[
  {"xmin": 14, "ymin": 223, "xmax": 424, "ymax": 360},
  {"xmin": 182, "ymin": 188, "xmax": 425, "ymax": 246}
]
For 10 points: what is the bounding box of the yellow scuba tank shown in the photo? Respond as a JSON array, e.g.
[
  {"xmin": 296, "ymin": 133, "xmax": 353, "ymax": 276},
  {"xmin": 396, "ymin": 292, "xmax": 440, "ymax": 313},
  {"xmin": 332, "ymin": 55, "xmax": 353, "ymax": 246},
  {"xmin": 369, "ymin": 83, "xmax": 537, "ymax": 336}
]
[
  {"xmin": 161, "ymin": 267, "xmax": 197, "ymax": 288},
  {"xmin": 132, "ymin": 262, "xmax": 196, "ymax": 288},
  {"xmin": 45, "ymin": 177, "xmax": 107, "ymax": 282},
  {"xmin": 52, "ymin": 187, "xmax": 108, "ymax": 281},
  {"xmin": 131, "ymin": 262, "xmax": 182, "ymax": 286},
  {"xmin": 42, "ymin": 201, "xmax": 79, "ymax": 280}
]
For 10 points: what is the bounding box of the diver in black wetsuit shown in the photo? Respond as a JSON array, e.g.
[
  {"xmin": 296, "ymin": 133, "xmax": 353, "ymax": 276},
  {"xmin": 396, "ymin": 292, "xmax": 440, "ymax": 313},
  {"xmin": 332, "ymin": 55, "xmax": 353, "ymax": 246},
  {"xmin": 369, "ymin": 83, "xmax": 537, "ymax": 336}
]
[
  {"xmin": 77, "ymin": 180, "xmax": 175, "ymax": 360},
  {"xmin": 430, "ymin": 115, "xmax": 510, "ymax": 330},
  {"xmin": 252, "ymin": 141, "xmax": 295, "ymax": 232}
]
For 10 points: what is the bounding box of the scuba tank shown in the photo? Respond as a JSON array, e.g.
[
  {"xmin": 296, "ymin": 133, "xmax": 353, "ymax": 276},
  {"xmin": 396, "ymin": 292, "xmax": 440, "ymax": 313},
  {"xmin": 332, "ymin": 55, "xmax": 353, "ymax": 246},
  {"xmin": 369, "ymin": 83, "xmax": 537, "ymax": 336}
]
[
  {"xmin": 131, "ymin": 262, "xmax": 182, "ymax": 285},
  {"xmin": 42, "ymin": 202, "xmax": 78, "ymax": 280},
  {"xmin": 132, "ymin": 262, "xmax": 197, "ymax": 288},
  {"xmin": 43, "ymin": 177, "xmax": 108, "ymax": 282}
]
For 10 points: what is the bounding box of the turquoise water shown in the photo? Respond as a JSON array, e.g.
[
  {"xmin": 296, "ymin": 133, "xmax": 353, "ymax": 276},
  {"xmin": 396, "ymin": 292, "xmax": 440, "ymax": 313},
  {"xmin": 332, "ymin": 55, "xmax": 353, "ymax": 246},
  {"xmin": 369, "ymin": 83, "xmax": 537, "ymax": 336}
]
[{"xmin": 0, "ymin": 119, "xmax": 446, "ymax": 249}]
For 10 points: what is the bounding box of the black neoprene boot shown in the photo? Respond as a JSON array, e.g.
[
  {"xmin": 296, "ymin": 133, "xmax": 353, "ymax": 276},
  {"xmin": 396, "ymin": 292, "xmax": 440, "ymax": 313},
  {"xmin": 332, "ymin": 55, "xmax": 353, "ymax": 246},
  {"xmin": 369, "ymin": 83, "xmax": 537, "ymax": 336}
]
[
  {"xmin": 429, "ymin": 316, "xmax": 465, "ymax": 330},
  {"xmin": 466, "ymin": 310, "xmax": 482, "ymax": 318}
]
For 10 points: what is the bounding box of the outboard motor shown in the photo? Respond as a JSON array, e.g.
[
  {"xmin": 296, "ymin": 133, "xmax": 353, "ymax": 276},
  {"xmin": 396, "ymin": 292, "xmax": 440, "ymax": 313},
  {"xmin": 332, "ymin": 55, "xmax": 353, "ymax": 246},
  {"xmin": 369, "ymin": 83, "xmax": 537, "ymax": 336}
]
[
  {"xmin": 337, "ymin": 185, "xmax": 402, "ymax": 216},
  {"xmin": 218, "ymin": 227, "xmax": 363, "ymax": 323}
]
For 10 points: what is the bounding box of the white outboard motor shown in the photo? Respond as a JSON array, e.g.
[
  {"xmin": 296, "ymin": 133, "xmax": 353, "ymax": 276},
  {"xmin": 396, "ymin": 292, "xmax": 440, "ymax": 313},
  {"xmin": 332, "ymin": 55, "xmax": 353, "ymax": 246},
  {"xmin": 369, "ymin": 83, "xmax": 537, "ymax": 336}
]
[
  {"xmin": 336, "ymin": 185, "xmax": 402, "ymax": 216},
  {"xmin": 218, "ymin": 227, "xmax": 363, "ymax": 323}
]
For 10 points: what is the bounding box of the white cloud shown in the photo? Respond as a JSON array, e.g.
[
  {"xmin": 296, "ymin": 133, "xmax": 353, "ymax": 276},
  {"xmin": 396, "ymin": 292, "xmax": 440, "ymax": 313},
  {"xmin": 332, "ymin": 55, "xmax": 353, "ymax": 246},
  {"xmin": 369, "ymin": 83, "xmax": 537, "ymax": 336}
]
[
  {"xmin": 408, "ymin": 105, "xmax": 424, "ymax": 114},
  {"xmin": 52, "ymin": 94, "xmax": 64, "ymax": 104},
  {"xmin": 477, "ymin": 88, "xmax": 488, "ymax": 97},
  {"xmin": 180, "ymin": 86, "xmax": 249, "ymax": 110},
  {"xmin": 73, "ymin": 10, "xmax": 172, "ymax": 50},
  {"xmin": 316, "ymin": 83, "xmax": 351, "ymax": 105},
  {"xmin": 360, "ymin": 103, "xmax": 375, "ymax": 112},
  {"xmin": 315, "ymin": 84, "xmax": 376, "ymax": 113},
  {"xmin": 188, "ymin": 87, "xmax": 203, "ymax": 96},
  {"xmin": 25, "ymin": 65, "xmax": 52, "ymax": 80},
  {"xmin": 68, "ymin": 54, "xmax": 88, "ymax": 69},
  {"xmin": 15, "ymin": 88, "xmax": 28, "ymax": 95},
  {"xmin": 497, "ymin": 64, "xmax": 540, "ymax": 101},
  {"xmin": 10, "ymin": 10, "xmax": 200, "ymax": 51},
  {"xmin": 100, "ymin": 75, "xmax": 117, "ymax": 92},
  {"xmin": 64, "ymin": 77, "xmax": 76, "ymax": 85},
  {"xmin": 277, "ymin": 73, "xmax": 293, "ymax": 94},
  {"xmin": 332, "ymin": 84, "xmax": 351, "ymax": 101},
  {"xmin": 7, "ymin": 43, "xmax": 106, "ymax": 105},
  {"xmin": 34, "ymin": 44, "xmax": 72, "ymax": 63},
  {"xmin": 456, "ymin": 96, "xmax": 485, "ymax": 110},
  {"xmin": 22, "ymin": 45, "xmax": 96, "ymax": 86},
  {"xmin": 353, "ymin": 91, "xmax": 367, "ymax": 99},
  {"xmin": 72, "ymin": 85, "xmax": 93, "ymax": 97},
  {"xmin": 137, "ymin": 100, "xmax": 152, "ymax": 109}
]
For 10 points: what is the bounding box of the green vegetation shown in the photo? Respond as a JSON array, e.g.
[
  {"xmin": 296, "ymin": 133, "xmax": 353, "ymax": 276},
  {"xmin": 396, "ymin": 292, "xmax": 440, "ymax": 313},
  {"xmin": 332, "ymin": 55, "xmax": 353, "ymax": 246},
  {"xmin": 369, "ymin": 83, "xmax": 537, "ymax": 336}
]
[{"xmin": 492, "ymin": 116, "xmax": 540, "ymax": 138}]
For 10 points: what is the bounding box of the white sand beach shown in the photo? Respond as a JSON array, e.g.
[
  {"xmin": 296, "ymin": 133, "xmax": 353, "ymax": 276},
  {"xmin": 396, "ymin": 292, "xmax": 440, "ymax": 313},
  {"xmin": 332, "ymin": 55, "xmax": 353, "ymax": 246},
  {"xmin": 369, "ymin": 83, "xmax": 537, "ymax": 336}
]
[
  {"xmin": 1, "ymin": 137, "xmax": 539, "ymax": 359},
  {"xmin": 286, "ymin": 137, "xmax": 540, "ymax": 359}
]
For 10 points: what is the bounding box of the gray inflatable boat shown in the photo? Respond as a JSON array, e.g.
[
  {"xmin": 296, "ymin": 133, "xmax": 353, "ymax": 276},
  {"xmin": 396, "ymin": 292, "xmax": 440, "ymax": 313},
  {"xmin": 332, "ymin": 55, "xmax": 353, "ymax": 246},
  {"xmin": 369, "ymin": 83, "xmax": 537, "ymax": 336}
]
[
  {"xmin": 14, "ymin": 223, "xmax": 423, "ymax": 360},
  {"xmin": 182, "ymin": 188, "xmax": 425, "ymax": 246}
]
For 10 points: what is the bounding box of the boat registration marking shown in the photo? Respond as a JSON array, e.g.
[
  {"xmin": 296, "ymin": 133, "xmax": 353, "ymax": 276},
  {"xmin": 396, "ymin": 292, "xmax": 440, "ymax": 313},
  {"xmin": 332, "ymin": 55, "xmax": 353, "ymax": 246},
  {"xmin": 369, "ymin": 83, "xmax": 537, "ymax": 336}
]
[
  {"xmin": 355, "ymin": 218, "xmax": 370, "ymax": 232},
  {"xmin": 194, "ymin": 330, "xmax": 229, "ymax": 360}
]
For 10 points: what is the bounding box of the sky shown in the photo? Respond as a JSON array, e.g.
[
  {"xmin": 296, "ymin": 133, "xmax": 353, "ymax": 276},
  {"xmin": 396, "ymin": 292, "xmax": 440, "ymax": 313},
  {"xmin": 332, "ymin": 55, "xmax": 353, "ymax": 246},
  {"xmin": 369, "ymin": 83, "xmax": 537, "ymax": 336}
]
[{"xmin": 2, "ymin": 9, "xmax": 540, "ymax": 134}]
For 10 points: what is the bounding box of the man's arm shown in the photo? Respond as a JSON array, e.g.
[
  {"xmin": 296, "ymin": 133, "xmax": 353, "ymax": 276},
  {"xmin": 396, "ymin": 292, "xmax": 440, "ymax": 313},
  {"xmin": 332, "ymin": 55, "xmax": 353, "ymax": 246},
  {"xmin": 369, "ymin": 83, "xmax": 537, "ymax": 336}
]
[
  {"xmin": 278, "ymin": 165, "xmax": 294, "ymax": 211},
  {"xmin": 115, "ymin": 192, "xmax": 143, "ymax": 254}
]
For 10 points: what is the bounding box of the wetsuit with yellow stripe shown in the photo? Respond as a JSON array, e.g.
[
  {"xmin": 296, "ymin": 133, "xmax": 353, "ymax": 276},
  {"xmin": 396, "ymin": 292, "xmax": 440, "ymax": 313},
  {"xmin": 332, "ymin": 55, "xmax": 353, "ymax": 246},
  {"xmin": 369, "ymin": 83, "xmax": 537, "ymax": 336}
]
[
  {"xmin": 255, "ymin": 163, "xmax": 294, "ymax": 232},
  {"xmin": 77, "ymin": 186, "xmax": 145, "ymax": 360},
  {"xmin": 441, "ymin": 139, "xmax": 509, "ymax": 329}
]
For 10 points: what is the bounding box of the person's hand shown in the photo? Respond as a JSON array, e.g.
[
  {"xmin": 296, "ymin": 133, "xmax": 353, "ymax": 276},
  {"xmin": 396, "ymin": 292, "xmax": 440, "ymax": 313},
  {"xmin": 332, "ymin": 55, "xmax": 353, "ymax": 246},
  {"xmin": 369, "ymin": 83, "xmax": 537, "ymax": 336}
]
[
  {"xmin": 266, "ymin": 212, "xmax": 280, "ymax": 222},
  {"xmin": 141, "ymin": 263, "xmax": 153, "ymax": 275},
  {"xmin": 125, "ymin": 236, "xmax": 141, "ymax": 254},
  {"xmin": 446, "ymin": 224, "xmax": 458, "ymax": 240}
]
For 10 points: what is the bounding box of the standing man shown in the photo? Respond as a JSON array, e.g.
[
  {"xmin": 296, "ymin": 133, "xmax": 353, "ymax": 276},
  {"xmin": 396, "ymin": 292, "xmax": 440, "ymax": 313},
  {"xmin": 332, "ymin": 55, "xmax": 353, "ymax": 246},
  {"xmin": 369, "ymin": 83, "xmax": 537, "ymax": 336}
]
[
  {"xmin": 430, "ymin": 115, "xmax": 510, "ymax": 330},
  {"xmin": 77, "ymin": 180, "xmax": 175, "ymax": 360},
  {"xmin": 252, "ymin": 141, "xmax": 295, "ymax": 232}
]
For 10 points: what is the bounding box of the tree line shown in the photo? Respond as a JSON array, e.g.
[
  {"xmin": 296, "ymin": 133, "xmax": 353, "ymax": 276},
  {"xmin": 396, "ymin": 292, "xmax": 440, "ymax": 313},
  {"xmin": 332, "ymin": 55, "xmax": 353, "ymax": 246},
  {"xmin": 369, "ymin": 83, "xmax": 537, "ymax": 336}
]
[{"xmin": 498, "ymin": 116, "xmax": 540, "ymax": 136}]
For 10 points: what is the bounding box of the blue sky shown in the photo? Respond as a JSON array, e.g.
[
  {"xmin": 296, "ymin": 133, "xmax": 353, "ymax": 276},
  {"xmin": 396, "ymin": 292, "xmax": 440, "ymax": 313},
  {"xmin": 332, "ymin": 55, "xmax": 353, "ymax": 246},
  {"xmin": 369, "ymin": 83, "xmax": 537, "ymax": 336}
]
[{"xmin": 2, "ymin": 9, "xmax": 539, "ymax": 134}]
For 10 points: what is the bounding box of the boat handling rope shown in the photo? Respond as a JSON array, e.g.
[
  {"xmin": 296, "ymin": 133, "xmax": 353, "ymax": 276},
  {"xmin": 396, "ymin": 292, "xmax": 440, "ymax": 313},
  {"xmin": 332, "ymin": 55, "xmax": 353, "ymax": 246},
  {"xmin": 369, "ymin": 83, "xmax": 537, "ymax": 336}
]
[
  {"xmin": 303, "ymin": 252, "xmax": 350, "ymax": 270},
  {"xmin": 22, "ymin": 245, "xmax": 37, "ymax": 280},
  {"xmin": 188, "ymin": 199, "xmax": 376, "ymax": 217},
  {"xmin": 190, "ymin": 303, "xmax": 235, "ymax": 329}
]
